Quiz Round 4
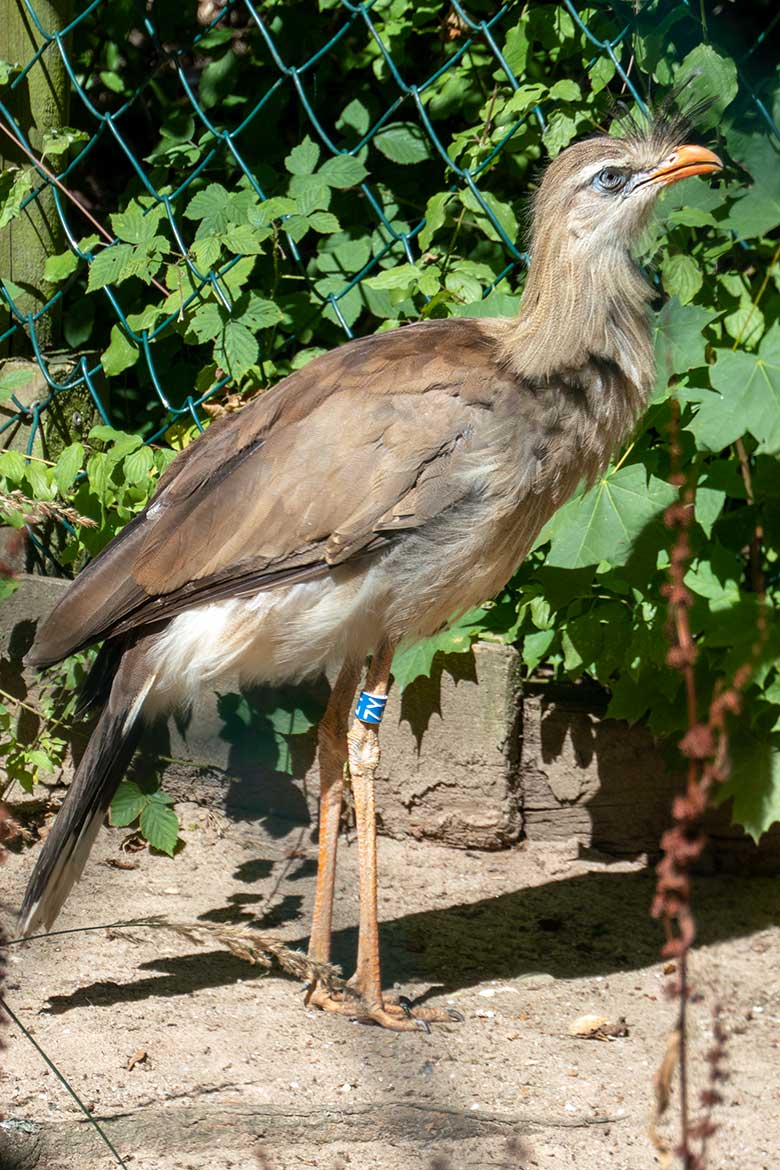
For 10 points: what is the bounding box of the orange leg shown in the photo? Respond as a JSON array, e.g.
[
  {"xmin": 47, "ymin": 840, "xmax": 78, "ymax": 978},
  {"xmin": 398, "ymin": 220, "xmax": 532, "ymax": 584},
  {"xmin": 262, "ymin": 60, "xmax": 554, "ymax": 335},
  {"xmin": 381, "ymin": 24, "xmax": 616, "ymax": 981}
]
[
  {"xmin": 308, "ymin": 658, "xmax": 361, "ymax": 967},
  {"xmin": 309, "ymin": 642, "xmax": 462, "ymax": 1032}
]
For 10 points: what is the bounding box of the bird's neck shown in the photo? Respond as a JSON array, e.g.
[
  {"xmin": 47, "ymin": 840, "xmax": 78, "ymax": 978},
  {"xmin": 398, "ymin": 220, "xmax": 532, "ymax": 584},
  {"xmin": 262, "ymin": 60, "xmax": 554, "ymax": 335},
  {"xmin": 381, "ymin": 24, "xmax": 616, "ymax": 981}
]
[{"xmin": 501, "ymin": 236, "xmax": 654, "ymax": 394}]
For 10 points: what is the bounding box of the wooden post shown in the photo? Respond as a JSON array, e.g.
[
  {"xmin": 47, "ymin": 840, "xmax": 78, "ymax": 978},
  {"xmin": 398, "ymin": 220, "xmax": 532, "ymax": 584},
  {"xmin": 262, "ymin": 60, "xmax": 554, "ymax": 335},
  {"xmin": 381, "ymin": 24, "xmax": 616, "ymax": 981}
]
[{"xmin": 0, "ymin": 0, "xmax": 74, "ymax": 353}]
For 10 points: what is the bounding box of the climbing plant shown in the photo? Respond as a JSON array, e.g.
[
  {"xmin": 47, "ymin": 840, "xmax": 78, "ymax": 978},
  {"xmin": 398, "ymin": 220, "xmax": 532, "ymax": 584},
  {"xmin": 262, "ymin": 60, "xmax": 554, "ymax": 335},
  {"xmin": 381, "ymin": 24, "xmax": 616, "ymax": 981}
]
[{"xmin": 0, "ymin": 0, "xmax": 778, "ymax": 839}]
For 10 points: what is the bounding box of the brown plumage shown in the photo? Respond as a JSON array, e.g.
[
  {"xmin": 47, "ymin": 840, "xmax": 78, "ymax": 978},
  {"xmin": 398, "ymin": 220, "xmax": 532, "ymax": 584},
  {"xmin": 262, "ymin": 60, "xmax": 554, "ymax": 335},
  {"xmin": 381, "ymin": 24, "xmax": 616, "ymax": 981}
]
[{"xmin": 20, "ymin": 120, "xmax": 720, "ymax": 1030}]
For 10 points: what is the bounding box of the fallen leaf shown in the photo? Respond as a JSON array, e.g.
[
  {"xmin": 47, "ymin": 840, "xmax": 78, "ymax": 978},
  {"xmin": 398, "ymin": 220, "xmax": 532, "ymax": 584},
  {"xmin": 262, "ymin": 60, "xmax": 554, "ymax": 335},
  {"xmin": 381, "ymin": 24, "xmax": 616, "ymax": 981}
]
[
  {"xmin": 120, "ymin": 831, "xmax": 146, "ymax": 852},
  {"xmin": 568, "ymin": 1014, "xmax": 629, "ymax": 1041},
  {"xmin": 650, "ymin": 1028, "xmax": 680, "ymax": 1167},
  {"xmin": 127, "ymin": 1049, "xmax": 148, "ymax": 1071}
]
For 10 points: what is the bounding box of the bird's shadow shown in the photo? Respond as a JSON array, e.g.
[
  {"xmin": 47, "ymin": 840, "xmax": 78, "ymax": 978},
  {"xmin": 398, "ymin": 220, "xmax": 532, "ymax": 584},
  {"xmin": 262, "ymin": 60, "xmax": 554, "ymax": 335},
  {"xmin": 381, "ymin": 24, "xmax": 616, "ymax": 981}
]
[{"xmin": 41, "ymin": 867, "xmax": 778, "ymax": 1014}]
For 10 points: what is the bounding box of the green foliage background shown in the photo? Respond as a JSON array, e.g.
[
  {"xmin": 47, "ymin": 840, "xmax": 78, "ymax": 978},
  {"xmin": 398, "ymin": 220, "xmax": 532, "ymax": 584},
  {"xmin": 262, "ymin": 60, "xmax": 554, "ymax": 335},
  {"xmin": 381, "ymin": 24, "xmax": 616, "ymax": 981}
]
[{"xmin": 1, "ymin": 0, "xmax": 779, "ymax": 843}]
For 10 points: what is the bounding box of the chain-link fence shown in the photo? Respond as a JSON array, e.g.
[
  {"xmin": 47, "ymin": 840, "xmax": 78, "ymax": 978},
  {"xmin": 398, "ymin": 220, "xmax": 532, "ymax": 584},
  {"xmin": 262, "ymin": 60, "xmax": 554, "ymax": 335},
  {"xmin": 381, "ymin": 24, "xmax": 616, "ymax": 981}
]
[{"xmin": 0, "ymin": 0, "xmax": 778, "ymax": 573}]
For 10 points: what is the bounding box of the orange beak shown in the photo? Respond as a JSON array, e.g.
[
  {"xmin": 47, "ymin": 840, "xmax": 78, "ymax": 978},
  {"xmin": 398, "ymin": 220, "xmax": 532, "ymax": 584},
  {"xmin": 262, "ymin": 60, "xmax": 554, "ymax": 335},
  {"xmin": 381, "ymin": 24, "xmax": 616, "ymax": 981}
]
[{"xmin": 645, "ymin": 144, "xmax": 722, "ymax": 187}]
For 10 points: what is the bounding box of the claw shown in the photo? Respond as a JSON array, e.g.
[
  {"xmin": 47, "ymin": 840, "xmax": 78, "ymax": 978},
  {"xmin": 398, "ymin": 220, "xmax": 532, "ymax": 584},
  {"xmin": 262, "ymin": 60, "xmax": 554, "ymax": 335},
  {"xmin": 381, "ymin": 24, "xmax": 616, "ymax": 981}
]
[
  {"xmin": 447, "ymin": 1008, "xmax": 465, "ymax": 1022},
  {"xmin": 415, "ymin": 1017, "xmax": 432, "ymax": 1034}
]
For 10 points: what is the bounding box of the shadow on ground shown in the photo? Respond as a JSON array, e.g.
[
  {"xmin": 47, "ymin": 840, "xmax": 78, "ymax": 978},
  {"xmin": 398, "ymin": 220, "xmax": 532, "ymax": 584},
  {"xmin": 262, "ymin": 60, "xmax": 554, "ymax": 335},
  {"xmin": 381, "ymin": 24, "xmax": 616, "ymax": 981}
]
[{"xmin": 42, "ymin": 867, "xmax": 778, "ymax": 1014}]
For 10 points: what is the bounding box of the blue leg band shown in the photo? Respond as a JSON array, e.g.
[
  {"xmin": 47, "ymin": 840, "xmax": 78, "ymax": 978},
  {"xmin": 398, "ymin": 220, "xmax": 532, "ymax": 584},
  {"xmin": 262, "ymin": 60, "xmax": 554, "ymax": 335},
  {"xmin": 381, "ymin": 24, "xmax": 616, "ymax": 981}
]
[{"xmin": 355, "ymin": 691, "xmax": 388, "ymax": 725}]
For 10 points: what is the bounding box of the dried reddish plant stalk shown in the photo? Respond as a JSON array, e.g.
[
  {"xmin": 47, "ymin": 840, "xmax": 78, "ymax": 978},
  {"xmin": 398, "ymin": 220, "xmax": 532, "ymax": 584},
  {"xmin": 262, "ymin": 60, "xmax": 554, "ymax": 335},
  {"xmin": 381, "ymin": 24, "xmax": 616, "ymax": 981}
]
[
  {"xmin": 651, "ymin": 400, "xmax": 764, "ymax": 1167},
  {"xmin": 0, "ymin": 804, "xmax": 13, "ymax": 1070}
]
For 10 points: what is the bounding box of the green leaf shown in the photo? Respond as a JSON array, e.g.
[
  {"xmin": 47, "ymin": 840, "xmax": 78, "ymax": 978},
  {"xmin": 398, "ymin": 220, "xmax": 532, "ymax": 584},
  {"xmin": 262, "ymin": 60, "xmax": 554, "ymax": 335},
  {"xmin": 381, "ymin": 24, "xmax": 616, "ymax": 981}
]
[
  {"xmin": 219, "ymin": 320, "xmax": 259, "ymax": 378},
  {"xmin": 288, "ymin": 173, "xmax": 331, "ymax": 215},
  {"xmin": 53, "ymin": 443, "xmax": 84, "ymax": 492},
  {"xmin": 319, "ymin": 154, "xmax": 368, "ymax": 188},
  {"xmin": 501, "ymin": 23, "xmax": 529, "ymax": 76},
  {"xmin": 237, "ymin": 293, "xmax": 283, "ymax": 332},
  {"xmin": 191, "ymin": 234, "xmax": 222, "ymax": 270},
  {"xmin": 562, "ymin": 610, "xmax": 603, "ymax": 674},
  {"xmin": 26, "ymin": 461, "xmax": 55, "ymax": 501},
  {"xmin": 102, "ymin": 325, "xmax": 138, "ymax": 377},
  {"xmin": 184, "ymin": 183, "xmax": 231, "ymax": 235},
  {"xmin": 307, "ymin": 210, "xmax": 340, "ymax": 234},
  {"xmin": 40, "ymin": 126, "xmax": 89, "ymax": 160},
  {"xmin": 653, "ymin": 299, "xmax": 715, "ymax": 400},
  {"xmin": 251, "ymin": 196, "xmax": 298, "ymax": 226},
  {"xmin": 86, "ymin": 450, "xmax": 110, "ymax": 498},
  {"xmin": 0, "ymin": 449, "xmax": 27, "ymax": 480},
  {"xmin": 219, "ymin": 256, "xmax": 255, "ymax": 298},
  {"xmin": 460, "ymin": 188, "xmax": 517, "ymax": 244},
  {"xmin": 110, "ymin": 780, "xmax": 147, "ymax": 827},
  {"xmin": 0, "ymin": 60, "xmax": 22, "ymax": 87},
  {"xmin": 100, "ymin": 69, "xmax": 125, "ymax": 94},
  {"xmin": 522, "ymin": 628, "xmax": 557, "ymax": 673},
  {"xmin": 694, "ymin": 484, "xmax": 726, "ymax": 537},
  {"xmin": 504, "ymin": 83, "xmax": 546, "ymax": 117},
  {"xmin": 723, "ymin": 300, "xmax": 764, "ymax": 350},
  {"xmin": 122, "ymin": 444, "xmax": 154, "ymax": 486},
  {"xmin": 44, "ymin": 250, "xmax": 79, "ymax": 284},
  {"xmin": 542, "ymin": 111, "xmax": 579, "ymax": 156},
  {"xmin": 544, "ymin": 464, "xmax": 678, "ymax": 569},
  {"xmin": 726, "ymin": 176, "xmax": 780, "ymax": 240},
  {"xmin": 265, "ymin": 700, "xmax": 319, "ymax": 738},
  {"xmin": 674, "ymin": 45, "xmax": 738, "ymax": 130},
  {"xmin": 549, "ymin": 79, "xmax": 581, "ymax": 102},
  {"xmin": 285, "ymin": 136, "xmax": 320, "ymax": 176},
  {"xmin": 111, "ymin": 202, "xmax": 165, "ymax": 246},
  {"xmin": 444, "ymin": 270, "xmax": 482, "ymax": 304},
  {"xmin": 391, "ymin": 609, "xmax": 482, "ymax": 690},
  {"xmin": 0, "ymin": 368, "xmax": 34, "ymax": 402},
  {"xmin": 717, "ymin": 737, "xmax": 780, "ymax": 842},
  {"xmin": 199, "ymin": 50, "xmax": 236, "ymax": 110},
  {"xmin": 590, "ymin": 56, "xmax": 616, "ymax": 95},
  {"xmin": 0, "ymin": 167, "xmax": 33, "ymax": 230},
  {"xmin": 418, "ymin": 191, "xmax": 452, "ymax": 253},
  {"xmin": 86, "ymin": 243, "xmax": 139, "ymax": 291},
  {"xmin": 140, "ymin": 799, "xmax": 179, "ymax": 855},
  {"xmin": 281, "ymin": 213, "xmax": 311, "ymax": 244},
  {"xmin": 187, "ymin": 301, "xmax": 224, "ymax": 344},
  {"xmin": 688, "ymin": 325, "xmax": 780, "ymax": 453},
  {"xmin": 222, "ymin": 222, "xmax": 268, "ymax": 255},
  {"xmin": 365, "ymin": 263, "xmax": 420, "ymax": 292},
  {"xmin": 337, "ymin": 98, "xmax": 370, "ymax": 139},
  {"xmin": 661, "ymin": 255, "xmax": 702, "ymax": 306},
  {"xmin": 373, "ymin": 122, "xmax": 432, "ymax": 165}
]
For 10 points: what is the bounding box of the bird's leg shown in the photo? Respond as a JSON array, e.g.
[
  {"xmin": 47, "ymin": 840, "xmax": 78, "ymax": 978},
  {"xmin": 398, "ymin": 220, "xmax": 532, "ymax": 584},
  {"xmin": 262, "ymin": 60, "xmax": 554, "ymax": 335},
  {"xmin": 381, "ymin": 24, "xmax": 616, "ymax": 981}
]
[
  {"xmin": 310, "ymin": 641, "xmax": 461, "ymax": 1032},
  {"xmin": 307, "ymin": 658, "xmax": 361, "ymax": 974}
]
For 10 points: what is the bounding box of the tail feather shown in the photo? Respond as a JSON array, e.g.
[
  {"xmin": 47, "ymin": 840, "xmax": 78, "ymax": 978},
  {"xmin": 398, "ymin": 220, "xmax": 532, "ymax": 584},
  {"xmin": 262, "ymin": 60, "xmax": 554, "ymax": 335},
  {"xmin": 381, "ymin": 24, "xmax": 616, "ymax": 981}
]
[{"xmin": 19, "ymin": 642, "xmax": 152, "ymax": 937}]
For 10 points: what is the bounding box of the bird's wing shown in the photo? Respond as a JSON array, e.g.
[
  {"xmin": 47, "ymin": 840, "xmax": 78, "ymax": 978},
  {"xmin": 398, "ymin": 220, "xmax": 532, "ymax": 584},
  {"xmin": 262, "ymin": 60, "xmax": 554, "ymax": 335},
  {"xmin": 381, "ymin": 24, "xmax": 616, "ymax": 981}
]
[{"xmin": 31, "ymin": 317, "xmax": 518, "ymax": 665}]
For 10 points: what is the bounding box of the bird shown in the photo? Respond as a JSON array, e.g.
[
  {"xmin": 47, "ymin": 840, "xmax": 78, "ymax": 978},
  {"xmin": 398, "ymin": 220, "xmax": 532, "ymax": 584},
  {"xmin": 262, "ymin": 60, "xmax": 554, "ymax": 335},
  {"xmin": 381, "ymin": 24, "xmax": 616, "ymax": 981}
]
[{"xmin": 18, "ymin": 114, "xmax": 721, "ymax": 1030}]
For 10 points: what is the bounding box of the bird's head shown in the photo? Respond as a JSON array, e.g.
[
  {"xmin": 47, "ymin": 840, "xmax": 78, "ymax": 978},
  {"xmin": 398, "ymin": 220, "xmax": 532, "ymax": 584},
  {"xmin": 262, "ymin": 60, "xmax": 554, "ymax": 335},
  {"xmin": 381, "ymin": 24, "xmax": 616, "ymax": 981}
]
[{"xmin": 532, "ymin": 116, "xmax": 721, "ymax": 253}]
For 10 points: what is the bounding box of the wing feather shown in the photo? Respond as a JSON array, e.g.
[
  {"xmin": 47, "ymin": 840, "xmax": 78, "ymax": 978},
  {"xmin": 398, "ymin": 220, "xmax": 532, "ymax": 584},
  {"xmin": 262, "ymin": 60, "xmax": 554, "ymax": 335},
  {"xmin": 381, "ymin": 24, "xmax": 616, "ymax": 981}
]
[{"xmin": 31, "ymin": 317, "xmax": 516, "ymax": 666}]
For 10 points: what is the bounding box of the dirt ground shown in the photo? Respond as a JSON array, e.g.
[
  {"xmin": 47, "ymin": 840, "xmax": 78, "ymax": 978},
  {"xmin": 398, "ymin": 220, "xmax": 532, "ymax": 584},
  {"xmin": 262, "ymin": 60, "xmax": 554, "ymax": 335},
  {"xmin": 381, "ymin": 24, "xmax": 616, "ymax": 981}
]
[{"xmin": 1, "ymin": 795, "xmax": 779, "ymax": 1170}]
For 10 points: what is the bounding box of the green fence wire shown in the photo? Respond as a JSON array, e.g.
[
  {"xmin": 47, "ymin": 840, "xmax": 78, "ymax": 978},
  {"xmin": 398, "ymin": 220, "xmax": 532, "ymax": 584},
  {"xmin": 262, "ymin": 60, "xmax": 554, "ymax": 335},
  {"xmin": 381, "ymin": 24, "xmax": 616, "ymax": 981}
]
[{"xmin": 0, "ymin": 0, "xmax": 777, "ymax": 574}]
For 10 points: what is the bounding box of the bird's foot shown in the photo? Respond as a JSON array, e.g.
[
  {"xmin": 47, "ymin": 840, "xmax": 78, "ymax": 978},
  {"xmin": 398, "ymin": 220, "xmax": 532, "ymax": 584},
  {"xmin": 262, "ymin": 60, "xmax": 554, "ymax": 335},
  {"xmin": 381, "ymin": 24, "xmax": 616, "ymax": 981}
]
[{"xmin": 306, "ymin": 984, "xmax": 463, "ymax": 1032}]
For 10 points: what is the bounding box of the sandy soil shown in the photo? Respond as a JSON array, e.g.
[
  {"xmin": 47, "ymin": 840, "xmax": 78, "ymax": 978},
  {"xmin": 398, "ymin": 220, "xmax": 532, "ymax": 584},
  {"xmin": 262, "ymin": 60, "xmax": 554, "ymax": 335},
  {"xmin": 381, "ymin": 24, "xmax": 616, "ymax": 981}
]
[{"xmin": 1, "ymin": 796, "xmax": 779, "ymax": 1170}]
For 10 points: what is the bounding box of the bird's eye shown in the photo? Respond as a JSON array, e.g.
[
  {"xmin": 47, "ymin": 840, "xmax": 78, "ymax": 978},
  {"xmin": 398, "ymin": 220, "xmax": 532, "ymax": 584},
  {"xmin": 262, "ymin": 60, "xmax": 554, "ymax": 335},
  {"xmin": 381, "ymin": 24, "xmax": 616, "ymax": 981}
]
[{"xmin": 593, "ymin": 167, "xmax": 628, "ymax": 193}]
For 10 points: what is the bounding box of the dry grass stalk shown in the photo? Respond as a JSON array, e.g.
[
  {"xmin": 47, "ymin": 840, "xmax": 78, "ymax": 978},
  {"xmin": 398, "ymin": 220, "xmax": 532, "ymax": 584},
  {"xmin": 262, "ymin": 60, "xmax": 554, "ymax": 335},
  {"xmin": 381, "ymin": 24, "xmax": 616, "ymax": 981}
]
[
  {"xmin": 159, "ymin": 919, "xmax": 345, "ymax": 991},
  {"xmin": 0, "ymin": 489, "xmax": 97, "ymax": 530}
]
